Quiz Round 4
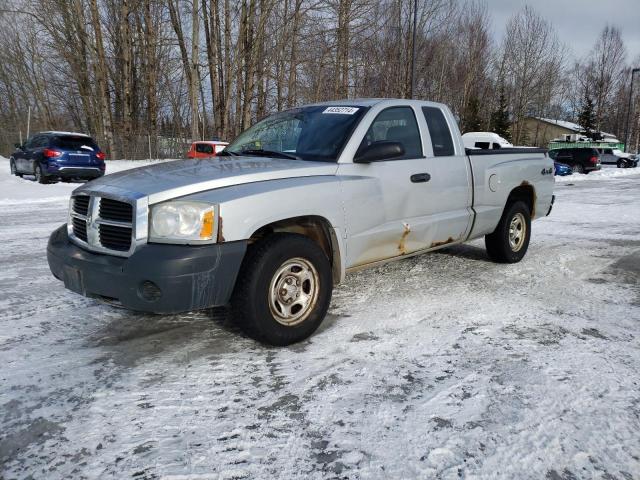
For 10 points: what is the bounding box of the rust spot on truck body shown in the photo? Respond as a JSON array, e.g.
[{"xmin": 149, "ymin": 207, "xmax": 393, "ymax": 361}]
[
  {"xmin": 217, "ymin": 216, "xmax": 225, "ymax": 242},
  {"xmin": 430, "ymin": 237, "xmax": 455, "ymax": 249},
  {"xmin": 398, "ymin": 223, "xmax": 411, "ymax": 255}
]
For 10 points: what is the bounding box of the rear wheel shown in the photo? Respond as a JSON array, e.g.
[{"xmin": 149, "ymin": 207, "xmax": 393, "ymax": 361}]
[
  {"xmin": 485, "ymin": 201, "xmax": 531, "ymax": 263},
  {"xmin": 34, "ymin": 164, "xmax": 49, "ymax": 184},
  {"xmin": 231, "ymin": 233, "xmax": 332, "ymax": 346},
  {"xmin": 571, "ymin": 163, "xmax": 583, "ymax": 174}
]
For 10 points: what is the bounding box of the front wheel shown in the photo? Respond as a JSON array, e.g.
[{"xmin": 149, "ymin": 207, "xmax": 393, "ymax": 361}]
[
  {"xmin": 572, "ymin": 163, "xmax": 584, "ymax": 174},
  {"xmin": 10, "ymin": 159, "xmax": 22, "ymax": 177},
  {"xmin": 231, "ymin": 233, "xmax": 333, "ymax": 345},
  {"xmin": 485, "ymin": 201, "xmax": 532, "ymax": 263}
]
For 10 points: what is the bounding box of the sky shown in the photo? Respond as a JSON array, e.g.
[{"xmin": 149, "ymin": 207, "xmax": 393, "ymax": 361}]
[{"xmin": 487, "ymin": 0, "xmax": 640, "ymax": 64}]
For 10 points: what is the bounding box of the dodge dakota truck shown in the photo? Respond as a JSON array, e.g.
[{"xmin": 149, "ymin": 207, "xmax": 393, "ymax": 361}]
[{"xmin": 47, "ymin": 99, "xmax": 554, "ymax": 345}]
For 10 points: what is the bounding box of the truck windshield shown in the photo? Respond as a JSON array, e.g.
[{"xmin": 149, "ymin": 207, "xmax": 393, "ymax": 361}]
[{"xmin": 224, "ymin": 105, "xmax": 368, "ymax": 162}]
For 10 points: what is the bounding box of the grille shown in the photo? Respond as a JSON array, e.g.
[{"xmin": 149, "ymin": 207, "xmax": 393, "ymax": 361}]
[
  {"xmin": 73, "ymin": 196, "xmax": 90, "ymax": 216},
  {"xmin": 99, "ymin": 224, "xmax": 132, "ymax": 251},
  {"xmin": 72, "ymin": 216, "xmax": 88, "ymax": 242},
  {"xmin": 70, "ymin": 195, "xmax": 135, "ymax": 255},
  {"xmin": 99, "ymin": 198, "xmax": 133, "ymax": 222}
]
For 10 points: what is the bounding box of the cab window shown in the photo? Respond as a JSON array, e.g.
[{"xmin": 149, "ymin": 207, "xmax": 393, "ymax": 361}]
[
  {"xmin": 421, "ymin": 106, "xmax": 455, "ymax": 156},
  {"xmin": 474, "ymin": 142, "xmax": 490, "ymax": 149},
  {"xmin": 358, "ymin": 106, "xmax": 423, "ymax": 159}
]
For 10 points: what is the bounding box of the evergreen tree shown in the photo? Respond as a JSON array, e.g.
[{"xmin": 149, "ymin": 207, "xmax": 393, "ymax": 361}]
[
  {"xmin": 577, "ymin": 87, "xmax": 597, "ymax": 140},
  {"xmin": 462, "ymin": 96, "xmax": 482, "ymax": 133},
  {"xmin": 490, "ymin": 85, "xmax": 511, "ymax": 141}
]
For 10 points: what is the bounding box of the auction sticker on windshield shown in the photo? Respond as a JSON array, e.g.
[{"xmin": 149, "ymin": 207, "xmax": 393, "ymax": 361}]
[{"xmin": 322, "ymin": 106, "xmax": 359, "ymax": 114}]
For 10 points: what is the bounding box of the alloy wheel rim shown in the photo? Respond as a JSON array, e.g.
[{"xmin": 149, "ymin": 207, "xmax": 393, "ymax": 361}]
[
  {"xmin": 10, "ymin": 161, "xmax": 15, "ymax": 174},
  {"xmin": 35, "ymin": 166, "xmax": 41, "ymax": 180},
  {"xmin": 509, "ymin": 212, "xmax": 526, "ymax": 252},
  {"xmin": 268, "ymin": 257, "xmax": 319, "ymax": 326}
]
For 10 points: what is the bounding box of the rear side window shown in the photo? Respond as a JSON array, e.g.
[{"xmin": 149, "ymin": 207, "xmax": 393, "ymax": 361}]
[
  {"xmin": 52, "ymin": 135, "xmax": 98, "ymax": 151},
  {"xmin": 475, "ymin": 142, "xmax": 490, "ymax": 149},
  {"xmin": 576, "ymin": 149, "xmax": 597, "ymax": 159},
  {"xmin": 604, "ymin": 149, "xmax": 613, "ymax": 154},
  {"xmin": 195, "ymin": 143, "xmax": 214, "ymax": 154},
  {"xmin": 359, "ymin": 106, "xmax": 423, "ymax": 159},
  {"xmin": 421, "ymin": 107, "xmax": 454, "ymax": 156},
  {"xmin": 28, "ymin": 135, "xmax": 47, "ymax": 148}
]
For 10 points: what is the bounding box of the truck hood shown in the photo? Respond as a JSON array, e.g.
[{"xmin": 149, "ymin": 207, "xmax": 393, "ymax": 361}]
[{"xmin": 75, "ymin": 157, "xmax": 338, "ymax": 204}]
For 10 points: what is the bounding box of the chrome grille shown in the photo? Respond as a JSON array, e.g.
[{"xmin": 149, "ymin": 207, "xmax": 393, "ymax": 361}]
[
  {"xmin": 73, "ymin": 195, "xmax": 90, "ymax": 216},
  {"xmin": 99, "ymin": 198, "xmax": 133, "ymax": 222},
  {"xmin": 72, "ymin": 216, "xmax": 88, "ymax": 241},
  {"xmin": 99, "ymin": 224, "xmax": 132, "ymax": 251},
  {"xmin": 69, "ymin": 194, "xmax": 135, "ymax": 256}
]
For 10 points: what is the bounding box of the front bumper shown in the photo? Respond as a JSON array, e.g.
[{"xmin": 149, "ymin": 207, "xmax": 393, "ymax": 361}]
[{"xmin": 47, "ymin": 225, "xmax": 247, "ymax": 314}]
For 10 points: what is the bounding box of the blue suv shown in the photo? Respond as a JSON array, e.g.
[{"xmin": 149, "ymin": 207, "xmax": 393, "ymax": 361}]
[{"xmin": 10, "ymin": 131, "xmax": 106, "ymax": 184}]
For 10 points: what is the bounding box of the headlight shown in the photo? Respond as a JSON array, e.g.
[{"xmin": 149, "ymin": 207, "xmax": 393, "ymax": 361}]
[{"xmin": 149, "ymin": 201, "xmax": 216, "ymax": 244}]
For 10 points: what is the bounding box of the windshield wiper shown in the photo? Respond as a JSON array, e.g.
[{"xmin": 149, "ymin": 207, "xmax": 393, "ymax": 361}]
[{"xmin": 240, "ymin": 149, "xmax": 301, "ymax": 160}]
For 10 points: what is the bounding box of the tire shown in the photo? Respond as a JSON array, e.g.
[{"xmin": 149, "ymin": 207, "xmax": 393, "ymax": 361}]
[
  {"xmin": 617, "ymin": 160, "xmax": 623, "ymax": 168},
  {"xmin": 34, "ymin": 164, "xmax": 48, "ymax": 184},
  {"xmin": 485, "ymin": 201, "xmax": 532, "ymax": 264},
  {"xmin": 10, "ymin": 159, "xmax": 21, "ymax": 177},
  {"xmin": 231, "ymin": 233, "xmax": 333, "ymax": 346},
  {"xmin": 571, "ymin": 163, "xmax": 583, "ymax": 174}
]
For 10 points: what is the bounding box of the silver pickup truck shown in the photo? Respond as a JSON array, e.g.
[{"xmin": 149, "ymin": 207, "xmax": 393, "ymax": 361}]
[{"xmin": 47, "ymin": 99, "xmax": 554, "ymax": 345}]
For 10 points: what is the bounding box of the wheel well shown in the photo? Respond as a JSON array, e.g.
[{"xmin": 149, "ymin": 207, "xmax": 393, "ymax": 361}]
[
  {"xmin": 249, "ymin": 216, "xmax": 342, "ymax": 284},
  {"xmin": 506, "ymin": 183, "xmax": 536, "ymax": 218}
]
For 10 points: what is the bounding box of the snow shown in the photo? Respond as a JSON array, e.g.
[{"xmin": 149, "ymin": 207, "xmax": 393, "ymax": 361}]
[
  {"xmin": 555, "ymin": 164, "xmax": 640, "ymax": 182},
  {"xmin": 1, "ymin": 156, "xmax": 639, "ymax": 479},
  {"xmin": 537, "ymin": 117, "xmax": 583, "ymax": 132}
]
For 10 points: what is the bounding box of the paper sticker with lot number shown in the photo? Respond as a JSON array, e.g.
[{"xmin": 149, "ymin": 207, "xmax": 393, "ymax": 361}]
[{"xmin": 322, "ymin": 106, "xmax": 359, "ymax": 114}]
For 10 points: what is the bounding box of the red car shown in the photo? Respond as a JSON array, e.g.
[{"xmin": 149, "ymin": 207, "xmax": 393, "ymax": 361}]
[{"xmin": 187, "ymin": 141, "xmax": 229, "ymax": 158}]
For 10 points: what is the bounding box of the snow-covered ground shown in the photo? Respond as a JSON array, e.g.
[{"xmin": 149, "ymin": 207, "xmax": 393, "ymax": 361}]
[
  {"xmin": 555, "ymin": 164, "xmax": 640, "ymax": 183},
  {"xmin": 1, "ymin": 157, "xmax": 639, "ymax": 479}
]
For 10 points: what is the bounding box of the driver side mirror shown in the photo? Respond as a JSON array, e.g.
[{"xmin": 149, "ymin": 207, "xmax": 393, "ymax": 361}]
[
  {"xmin": 354, "ymin": 141, "xmax": 405, "ymax": 163},
  {"xmin": 14, "ymin": 143, "xmax": 23, "ymax": 150}
]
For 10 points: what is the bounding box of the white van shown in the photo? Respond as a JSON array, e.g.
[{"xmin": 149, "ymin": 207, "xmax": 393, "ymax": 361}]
[{"xmin": 462, "ymin": 132, "xmax": 513, "ymax": 150}]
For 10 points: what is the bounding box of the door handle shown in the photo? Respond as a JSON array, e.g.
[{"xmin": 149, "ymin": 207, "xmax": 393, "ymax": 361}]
[{"xmin": 410, "ymin": 173, "xmax": 431, "ymax": 183}]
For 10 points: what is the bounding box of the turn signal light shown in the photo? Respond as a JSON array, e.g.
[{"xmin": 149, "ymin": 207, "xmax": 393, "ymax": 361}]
[{"xmin": 200, "ymin": 210, "xmax": 214, "ymax": 239}]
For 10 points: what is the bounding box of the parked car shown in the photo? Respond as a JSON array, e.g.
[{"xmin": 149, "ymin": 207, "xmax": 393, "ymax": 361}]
[
  {"xmin": 554, "ymin": 161, "xmax": 572, "ymax": 176},
  {"xmin": 10, "ymin": 131, "xmax": 106, "ymax": 183},
  {"xmin": 48, "ymin": 99, "xmax": 554, "ymax": 345},
  {"xmin": 186, "ymin": 140, "xmax": 229, "ymax": 158},
  {"xmin": 462, "ymin": 132, "xmax": 513, "ymax": 150},
  {"xmin": 595, "ymin": 147, "xmax": 638, "ymax": 168},
  {"xmin": 548, "ymin": 148, "xmax": 601, "ymax": 174}
]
